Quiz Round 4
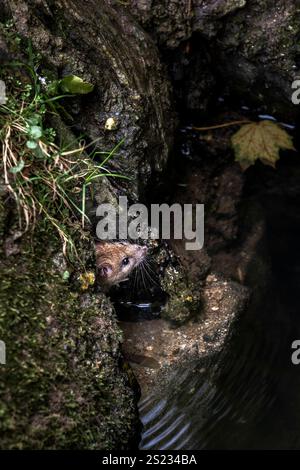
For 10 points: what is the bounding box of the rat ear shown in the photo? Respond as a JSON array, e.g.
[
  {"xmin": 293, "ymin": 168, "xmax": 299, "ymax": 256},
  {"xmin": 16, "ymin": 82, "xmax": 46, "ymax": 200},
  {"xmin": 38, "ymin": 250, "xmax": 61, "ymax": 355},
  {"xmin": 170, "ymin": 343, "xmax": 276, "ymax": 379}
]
[
  {"xmin": 95, "ymin": 241, "xmax": 104, "ymax": 254},
  {"xmin": 99, "ymin": 263, "xmax": 112, "ymax": 278}
]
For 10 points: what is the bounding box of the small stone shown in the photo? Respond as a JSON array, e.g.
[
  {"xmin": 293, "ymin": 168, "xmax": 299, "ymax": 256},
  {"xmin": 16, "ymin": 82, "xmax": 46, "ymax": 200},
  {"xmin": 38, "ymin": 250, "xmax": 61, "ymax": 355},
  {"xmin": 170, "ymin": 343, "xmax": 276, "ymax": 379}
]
[{"xmin": 105, "ymin": 117, "xmax": 117, "ymax": 130}]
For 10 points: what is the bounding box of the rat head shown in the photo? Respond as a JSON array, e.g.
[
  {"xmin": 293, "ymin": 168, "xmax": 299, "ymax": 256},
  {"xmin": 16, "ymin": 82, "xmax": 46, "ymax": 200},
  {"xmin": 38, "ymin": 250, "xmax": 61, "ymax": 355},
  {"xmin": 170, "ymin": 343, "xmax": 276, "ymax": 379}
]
[{"xmin": 96, "ymin": 241, "xmax": 147, "ymax": 287}]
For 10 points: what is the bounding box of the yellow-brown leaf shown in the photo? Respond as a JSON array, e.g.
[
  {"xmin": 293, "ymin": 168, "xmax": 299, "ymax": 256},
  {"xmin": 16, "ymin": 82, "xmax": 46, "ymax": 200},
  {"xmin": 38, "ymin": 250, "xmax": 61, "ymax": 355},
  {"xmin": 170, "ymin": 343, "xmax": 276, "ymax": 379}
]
[{"xmin": 231, "ymin": 120, "xmax": 295, "ymax": 170}]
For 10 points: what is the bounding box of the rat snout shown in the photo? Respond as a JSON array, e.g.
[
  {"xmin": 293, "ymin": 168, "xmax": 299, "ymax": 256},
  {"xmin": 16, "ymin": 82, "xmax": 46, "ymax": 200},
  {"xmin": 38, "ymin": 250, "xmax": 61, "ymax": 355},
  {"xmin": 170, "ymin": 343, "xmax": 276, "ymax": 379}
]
[
  {"xmin": 132, "ymin": 245, "xmax": 147, "ymax": 268},
  {"xmin": 136, "ymin": 245, "xmax": 147, "ymax": 261},
  {"xmin": 140, "ymin": 245, "xmax": 147, "ymax": 256}
]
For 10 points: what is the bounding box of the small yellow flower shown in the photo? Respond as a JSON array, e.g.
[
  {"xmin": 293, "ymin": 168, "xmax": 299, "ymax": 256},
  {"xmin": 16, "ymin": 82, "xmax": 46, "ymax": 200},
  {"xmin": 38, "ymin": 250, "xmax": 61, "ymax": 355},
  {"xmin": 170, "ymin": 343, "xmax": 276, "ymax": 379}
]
[{"xmin": 79, "ymin": 271, "xmax": 95, "ymax": 290}]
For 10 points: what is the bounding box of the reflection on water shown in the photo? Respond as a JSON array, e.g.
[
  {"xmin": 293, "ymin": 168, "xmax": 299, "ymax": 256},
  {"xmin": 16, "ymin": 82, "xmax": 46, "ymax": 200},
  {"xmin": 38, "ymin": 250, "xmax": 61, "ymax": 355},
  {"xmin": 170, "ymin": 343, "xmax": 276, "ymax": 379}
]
[
  {"xmin": 139, "ymin": 163, "xmax": 300, "ymax": 450},
  {"xmin": 139, "ymin": 280, "xmax": 292, "ymax": 449}
]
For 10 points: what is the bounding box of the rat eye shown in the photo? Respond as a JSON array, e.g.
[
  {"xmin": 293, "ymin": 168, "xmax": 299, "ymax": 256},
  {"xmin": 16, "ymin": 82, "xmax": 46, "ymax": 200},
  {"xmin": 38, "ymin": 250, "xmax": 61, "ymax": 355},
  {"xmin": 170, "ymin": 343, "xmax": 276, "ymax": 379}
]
[{"xmin": 121, "ymin": 257, "xmax": 130, "ymax": 267}]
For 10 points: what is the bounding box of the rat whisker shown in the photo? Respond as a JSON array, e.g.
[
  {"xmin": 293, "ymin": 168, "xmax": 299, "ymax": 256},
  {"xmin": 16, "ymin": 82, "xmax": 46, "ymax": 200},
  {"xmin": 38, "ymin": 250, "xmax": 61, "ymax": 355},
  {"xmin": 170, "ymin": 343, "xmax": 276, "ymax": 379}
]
[
  {"xmin": 140, "ymin": 263, "xmax": 148, "ymax": 291},
  {"xmin": 132, "ymin": 267, "xmax": 138, "ymax": 296},
  {"xmin": 142, "ymin": 259, "xmax": 160, "ymax": 287},
  {"xmin": 139, "ymin": 259, "xmax": 158, "ymax": 289},
  {"xmin": 135, "ymin": 264, "xmax": 143, "ymax": 291}
]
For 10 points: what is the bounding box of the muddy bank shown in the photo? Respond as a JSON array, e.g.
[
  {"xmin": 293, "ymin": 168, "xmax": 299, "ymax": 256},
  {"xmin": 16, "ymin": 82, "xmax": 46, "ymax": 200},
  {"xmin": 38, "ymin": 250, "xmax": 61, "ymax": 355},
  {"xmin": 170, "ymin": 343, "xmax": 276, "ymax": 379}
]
[{"xmin": 121, "ymin": 274, "xmax": 248, "ymax": 394}]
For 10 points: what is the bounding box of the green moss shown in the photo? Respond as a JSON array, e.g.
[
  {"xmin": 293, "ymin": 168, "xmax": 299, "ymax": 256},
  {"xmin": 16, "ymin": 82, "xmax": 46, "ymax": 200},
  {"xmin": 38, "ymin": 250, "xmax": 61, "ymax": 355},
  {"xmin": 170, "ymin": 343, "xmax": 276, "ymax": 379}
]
[
  {"xmin": 160, "ymin": 265, "xmax": 202, "ymax": 326},
  {"xmin": 0, "ymin": 218, "xmax": 139, "ymax": 449},
  {"xmin": 0, "ymin": 16, "xmax": 140, "ymax": 451}
]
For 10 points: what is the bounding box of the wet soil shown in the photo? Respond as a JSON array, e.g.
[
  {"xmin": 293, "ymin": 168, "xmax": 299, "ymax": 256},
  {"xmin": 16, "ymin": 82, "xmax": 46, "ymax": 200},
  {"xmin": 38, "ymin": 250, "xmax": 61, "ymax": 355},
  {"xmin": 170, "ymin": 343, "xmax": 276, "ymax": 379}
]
[{"xmin": 120, "ymin": 273, "xmax": 246, "ymax": 394}]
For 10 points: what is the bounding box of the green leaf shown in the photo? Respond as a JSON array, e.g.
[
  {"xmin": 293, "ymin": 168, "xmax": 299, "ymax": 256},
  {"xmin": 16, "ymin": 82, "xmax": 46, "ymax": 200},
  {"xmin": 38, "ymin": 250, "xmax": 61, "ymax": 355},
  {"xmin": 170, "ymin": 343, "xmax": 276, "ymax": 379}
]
[
  {"xmin": 60, "ymin": 75, "xmax": 94, "ymax": 94},
  {"xmin": 34, "ymin": 145, "xmax": 46, "ymax": 159},
  {"xmin": 27, "ymin": 114, "xmax": 41, "ymax": 126},
  {"xmin": 28, "ymin": 125, "xmax": 42, "ymax": 140},
  {"xmin": 62, "ymin": 270, "xmax": 70, "ymax": 281},
  {"xmin": 46, "ymin": 80, "xmax": 60, "ymax": 96},
  {"xmin": 10, "ymin": 159, "xmax": 25, "ymax": 173},
  {"xmin": 26, "ymin": 140, "xmax": 38, "ymax": 149},
  {"xmin": 231, "ymin": 120, "xmax": 295, "ymax": 170}
]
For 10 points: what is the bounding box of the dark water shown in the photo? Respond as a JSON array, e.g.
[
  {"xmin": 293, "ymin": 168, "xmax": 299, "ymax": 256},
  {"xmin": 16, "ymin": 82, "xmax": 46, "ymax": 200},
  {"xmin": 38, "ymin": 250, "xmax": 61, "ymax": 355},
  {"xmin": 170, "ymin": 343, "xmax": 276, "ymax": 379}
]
[{"xmin": 138, "ymin": 158, "xmax": 300, "ymax": 450}]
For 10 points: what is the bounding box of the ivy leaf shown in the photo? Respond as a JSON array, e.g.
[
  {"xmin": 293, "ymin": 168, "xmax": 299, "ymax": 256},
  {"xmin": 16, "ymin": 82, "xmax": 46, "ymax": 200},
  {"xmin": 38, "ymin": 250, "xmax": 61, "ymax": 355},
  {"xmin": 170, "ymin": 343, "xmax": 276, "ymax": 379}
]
[
  {"xmin": 60, "ymin": 75, "xmax": 94, "ymax": 94},
  {"xmin": 231, "ymin": 120, "xmax": 295, "ymax": 170}
]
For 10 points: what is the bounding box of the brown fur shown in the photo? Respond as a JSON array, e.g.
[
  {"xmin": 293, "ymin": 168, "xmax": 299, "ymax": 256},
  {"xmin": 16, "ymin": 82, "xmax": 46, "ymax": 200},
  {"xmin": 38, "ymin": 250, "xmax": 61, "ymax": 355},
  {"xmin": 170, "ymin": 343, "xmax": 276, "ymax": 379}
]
[{"xmin": 96, "ymin": 241, "xmax": 147, "ymax": 288}]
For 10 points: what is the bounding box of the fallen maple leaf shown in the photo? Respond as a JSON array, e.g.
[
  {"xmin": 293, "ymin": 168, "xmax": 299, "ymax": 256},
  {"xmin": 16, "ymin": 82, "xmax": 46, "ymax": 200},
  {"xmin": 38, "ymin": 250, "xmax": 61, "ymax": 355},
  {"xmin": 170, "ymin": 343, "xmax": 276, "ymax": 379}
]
[{"xmin": 231, "ymin": 120, "xmax": 295, "ymax": 170}]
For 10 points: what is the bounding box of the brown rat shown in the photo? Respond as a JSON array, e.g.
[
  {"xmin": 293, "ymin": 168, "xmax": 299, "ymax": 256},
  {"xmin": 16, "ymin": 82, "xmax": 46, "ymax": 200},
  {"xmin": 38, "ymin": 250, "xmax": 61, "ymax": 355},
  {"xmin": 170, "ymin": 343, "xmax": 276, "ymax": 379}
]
[{"xmin": 96, "ymin": 241, "xmax": 147, "ymax": 288}]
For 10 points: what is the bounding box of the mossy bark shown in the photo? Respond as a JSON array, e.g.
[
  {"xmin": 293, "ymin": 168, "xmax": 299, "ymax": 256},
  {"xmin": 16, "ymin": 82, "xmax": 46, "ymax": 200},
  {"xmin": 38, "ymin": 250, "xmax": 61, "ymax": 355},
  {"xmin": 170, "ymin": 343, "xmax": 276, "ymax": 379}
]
[
  {"xmin": 0, "ymin": 0, "xmax": 178, "ymax": 449},
  {"xmin": 0, "ymin": 195, "xmax": 140, "ymax": 448},
  {"xmin": 123, "ymin": 0, "xmax": 300, "ymax": 119},
  {"xmin": 2, "ymin": 0, "xmax": 175, "ymax": 199}
]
